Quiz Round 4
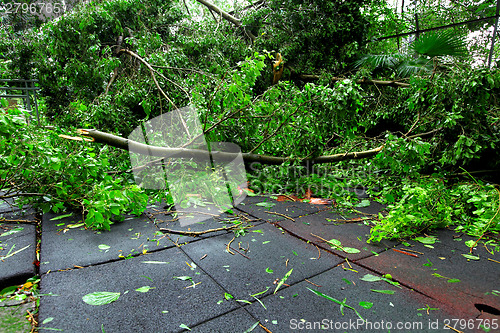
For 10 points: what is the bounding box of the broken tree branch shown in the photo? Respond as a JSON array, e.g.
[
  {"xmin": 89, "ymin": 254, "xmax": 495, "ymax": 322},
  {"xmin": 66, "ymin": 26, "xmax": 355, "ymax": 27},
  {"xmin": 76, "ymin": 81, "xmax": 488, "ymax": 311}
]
[
  {"xmin": 72, "ymin": 128, "xmax": 384, "ymax": 165},
  {"xmin": 297, "ymin": 74, "xmax": 411, "ymax": 88}
]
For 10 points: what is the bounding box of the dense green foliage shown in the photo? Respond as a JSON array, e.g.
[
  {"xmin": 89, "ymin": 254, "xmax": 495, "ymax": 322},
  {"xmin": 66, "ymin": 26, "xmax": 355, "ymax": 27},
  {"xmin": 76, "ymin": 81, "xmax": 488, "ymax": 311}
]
[
  {"xmin": 248, "ymin": 0, "xmax": 374, "ymax": 73},
  {"xmin": 0, "ymin": 104, "xmax": 148, "ymax": 230},
  {"xmin": 0, "ymin": 0, "xmax": 499, "ymax": 246}
]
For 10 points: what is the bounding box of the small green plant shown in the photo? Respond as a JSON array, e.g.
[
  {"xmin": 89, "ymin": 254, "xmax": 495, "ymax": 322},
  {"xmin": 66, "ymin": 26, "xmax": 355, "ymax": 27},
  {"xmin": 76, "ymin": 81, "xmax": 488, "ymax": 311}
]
[{"xmin": 368, "ymin": 175, "xmax": 500, "ymax": 242}]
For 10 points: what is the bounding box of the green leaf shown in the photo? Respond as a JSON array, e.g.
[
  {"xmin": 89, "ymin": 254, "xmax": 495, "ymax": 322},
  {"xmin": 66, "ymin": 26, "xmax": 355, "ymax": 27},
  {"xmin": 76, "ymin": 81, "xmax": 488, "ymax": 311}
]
[
  {"xmin": 0, "ymin": 227, "xmax": 24, "ymax": 237},
  {"xmin": 423, "ymin": 259, "xmax": 433, "ymax": 267},
  {"xmin": 224, "ymin": 292, "xmax": 234, "ymax": 300},
  {"xmin": 179, "ymin": 324, "xmax": 191, "ymax": 331},
  {"xmin": 135, "ymin": 286, "xmax": 155, "ymax": 293},
  {"xmin": 359, "ymin": 301, "xmax": 373, "ymax": 309},
  {"xmin": 110, "ymin": 206, "xmax": 120, "ymax": 215},
  {"xmin": 343, "ymin": 247, "xmax": 361, "ymax": 253},
  {"xmin": 250, "ymin": 287, "xmax": 269, "ymax": 297},
  {"xmin": 307, "ymin": 288, "xmax": 364, "ymax": 321},
  {"xmin": 98, "ymin": 244, "xmax": 110, "ymax": 250},
  {"xmin": 82, "ymin": 292, "xmax": 120, "ymax": 305},
  {"xmin": 356, "ymin": 199, "xmax": 370, "ymax": 208},
  {"xmin": 243, "ymin": 189, "xmax": 257, "ymax": 197},
  {"xmin": 236, "ymin": 299, "xmax": 252, "ymax": 305},
  {"xmin": 173, "ymin": 276, "xmax": 192, "ymax": 281},
  {"xmin": 414, "ymin": 236, "xmax": 436, "ymax": 244},
  {"xmin": 412, "ymin": 30, "xmax": 467, "ymax": 57},
  {"xmin": 274, "ymin": 268, "xmax": 293, "ymax": 294},
  {"xmin": 360, "ymin": 274, "xmax": 401, "ymax": 288},
  {"xmin": 256, "ymin": 202, "xmax": 275, "ymax": 208},
  {"xmin": 50, "ymin": 213, "xmax": 73, "ymax": 221},
  {"xmin": 360, "ymin": 274, "xmax": 382, "ymax": 282},
  {"xmin": 243, "ymin": 322, "xmax": 260, "ymax": 333},
  {"xmin": 0, "ymin": 285, "xmax": 18, "ymax": 296},
  {"xmin": 461, "ymin": 254, "xmax": 480, "ymax": 260},
  {"xmin": 251, "ymin": 295, "xmax": 267, "ymax": 310},
  {"xmin": 42, "ymin": 317, "xmax": 54, "ymax": 324},
  {"xmin": 265, "ymin": 267, "xmax": 273, "ymax": 274},
  {"xmin": 327, "ymin": 239, "xmax": 342, "ymax": 247},
  {"xmin": 464, "ymin": 240, "xmax": 476, "ymax": 248},
  {"xmin": 447, "ymin": 279, "xmax": 461, "ymax": 283},
  {"xmin": 370, "ymin": 289, "xmax": 395, "ymax": 294}
]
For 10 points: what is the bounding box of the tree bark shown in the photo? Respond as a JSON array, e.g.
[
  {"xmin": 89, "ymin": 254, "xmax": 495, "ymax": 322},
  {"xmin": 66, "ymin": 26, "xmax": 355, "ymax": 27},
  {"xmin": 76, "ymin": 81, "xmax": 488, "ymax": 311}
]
[
  {"xmin": 73, "ymin": 129, "xmax": 384, "ymax": 166},
  {"xmin": 297, "ymin": 74, "xmax": 411, "ymax": 88}
]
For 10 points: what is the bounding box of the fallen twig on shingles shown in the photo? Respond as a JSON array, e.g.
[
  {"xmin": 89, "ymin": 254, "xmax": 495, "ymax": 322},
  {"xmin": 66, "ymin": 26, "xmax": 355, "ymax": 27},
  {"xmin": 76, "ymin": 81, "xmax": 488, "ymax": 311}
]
[
  {"xmin": 400, "ymin": 248, "xmax": 424, "ymax": 255},
  {"xmin": 392, "ymin": 248, "xmax": 419, "ymax": 257},
  {"xmin": 259, "ymin": 323, "xmax": 273, "ymax": 333},
  {"xmin": 159, "ymin": 223, "xmax": 253, "ymax": 237},
  {"xmin": 444, "ymin": 324, "xmax": 464, "ymax": 333},
  {"xmin": 226, "ymin": 236, "xmax": 235, "ymax": 254},
  {"xmin": 0, "ymin": 218, "xmax": 37, "ymax": 223},
  {"xmin": 264, "ymin": 211, "xmax": 295, "ymax": 222},
  {"xmin": 305, "ymin": 279, "xmax": 321, "ymax": 287},
  {"xmin": 312, "ymin": 245, "xmax": 321, "ymax": 260},
  {"xmin": 228, "ymin": 245, "xmax": 251, "ymax": 259}
]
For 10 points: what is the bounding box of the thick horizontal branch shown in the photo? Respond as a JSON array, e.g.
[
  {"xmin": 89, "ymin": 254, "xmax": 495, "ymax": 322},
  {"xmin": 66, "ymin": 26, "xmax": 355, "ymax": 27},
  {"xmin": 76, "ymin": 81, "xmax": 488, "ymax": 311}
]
[
  {"xmin": 73, "ymin": 129, "xmax": 384, "ymax": 165},
  {"xmin": 298, "ymin": 74, "xmax": 410, "ymax": 88}
]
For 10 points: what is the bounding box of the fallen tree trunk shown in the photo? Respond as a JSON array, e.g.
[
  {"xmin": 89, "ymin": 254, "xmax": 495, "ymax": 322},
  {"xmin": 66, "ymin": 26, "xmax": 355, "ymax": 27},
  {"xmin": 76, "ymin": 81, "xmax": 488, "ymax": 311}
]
[
  {"xmin": 73, "ymin": 129, "xmax": 384, "ymax": 165},
  {"xmin": 297, "ymin": 74, "xmax": 411, "ymax": 88}
]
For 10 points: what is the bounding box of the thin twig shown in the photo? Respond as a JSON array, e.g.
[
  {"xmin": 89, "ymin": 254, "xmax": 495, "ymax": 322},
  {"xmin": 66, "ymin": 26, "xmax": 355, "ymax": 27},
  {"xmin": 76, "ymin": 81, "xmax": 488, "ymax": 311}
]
[
  {"xmin": 404, "ymin": 110, "xmax": 420, "ymax": 137},
  {"xmin": 304, "ymin": 279, "xmax": 321, "ymax": 287},
  {"xmin": 228, "ymin": 245, "xmax": 251, "ymax": 259},
  {"xmin": 119, "ymin": 49, "xmax": 177, "ymax": 110},
  {"xmin": 149, "ymin": 64, "xmax": 210, "ymax": 76},
  {"xmin": 311, "ymin": 233, "xmax": 329, "ymax": 243},
  {"xmin": 0, "ymin": 218, "xmax": 37, "ymax": 223},
  {"xmin": 152, "ymin": 67, "xmax": 190, "ymax": 100},
  {"xmin": 264, "ymin": 211, "xmax": 295, "ymax": 222},
  {"xmin": 313, "ymin": 245, "xmax": 321, "ymax": 260},
  {"xmin": 345, "ymin": 258, "xmax": 352, "ymax": 269},
  {"xmin": 105, "ymin": 67, "xmax": 119, "ymax": 95},
  {"xmin": 226, "ymin": 236, "xmax": 235, "ymax": 254},
  {"xmin": 259, "ymin": 323, "xmax": 273, "ymax": 333},
  {"xmin": 400, "ymin": 248, "xmax": 424, "ymax": 255},
  {"xmin": 392, "ymin": 248, "xmax": 419, "ymax": 257}
]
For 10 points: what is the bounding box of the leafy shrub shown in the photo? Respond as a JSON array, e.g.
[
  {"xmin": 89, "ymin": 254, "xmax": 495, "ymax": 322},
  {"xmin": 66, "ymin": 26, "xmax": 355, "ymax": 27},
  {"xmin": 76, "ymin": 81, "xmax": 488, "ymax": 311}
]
[
  {"xmin": 0, "ymin": 103, "xmax": 148, "ymax": 230},
  {"xmin": 368, "ymin": 176, "xmax": 500, "ymax": 242}
]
